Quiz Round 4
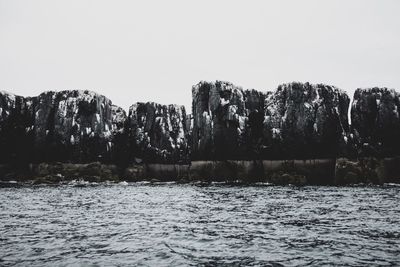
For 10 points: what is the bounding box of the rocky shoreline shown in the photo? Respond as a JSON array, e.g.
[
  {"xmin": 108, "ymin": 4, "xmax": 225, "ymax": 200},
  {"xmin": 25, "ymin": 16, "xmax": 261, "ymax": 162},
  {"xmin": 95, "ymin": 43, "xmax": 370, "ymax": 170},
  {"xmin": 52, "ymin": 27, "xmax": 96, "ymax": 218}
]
[{"xmin": 1, "ymin": 81, "xmax": 400, "ymax": 185}]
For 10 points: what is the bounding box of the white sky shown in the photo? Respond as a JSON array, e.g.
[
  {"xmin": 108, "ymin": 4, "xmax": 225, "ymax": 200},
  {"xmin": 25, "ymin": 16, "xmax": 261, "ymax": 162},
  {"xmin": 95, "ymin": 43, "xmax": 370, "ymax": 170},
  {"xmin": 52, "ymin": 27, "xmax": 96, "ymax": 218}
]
[{"xmin": 0, "ymin": 0, "xmax": 399, "ymax": 112}]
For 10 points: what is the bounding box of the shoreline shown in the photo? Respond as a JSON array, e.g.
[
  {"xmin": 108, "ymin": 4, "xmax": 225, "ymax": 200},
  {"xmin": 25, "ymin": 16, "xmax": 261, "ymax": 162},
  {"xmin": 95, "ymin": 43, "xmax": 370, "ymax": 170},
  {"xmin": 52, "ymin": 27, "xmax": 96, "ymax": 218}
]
[{"xmin": 1, "ymin": 157, "xmax": 399, "ymax": 185}]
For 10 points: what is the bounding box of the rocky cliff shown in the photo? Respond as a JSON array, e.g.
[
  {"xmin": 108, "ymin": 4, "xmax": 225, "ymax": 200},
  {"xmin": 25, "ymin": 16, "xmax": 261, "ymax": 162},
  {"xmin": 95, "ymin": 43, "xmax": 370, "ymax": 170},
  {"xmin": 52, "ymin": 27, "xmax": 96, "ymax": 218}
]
[
  {"xmin": 0, "ymin": 91, "xmax": 35, "ymax": 164},
  {"xmin": 2, "ymin": 82, "xmax": 400, "ymax": 185},
  {"xmin": 191, "ymin": 81, "xmax": 350, "ymax": 160},
  {"xmin": 263, "ymin": 82, "xmax": 350, "ymax": 159},
  {"xmin": 0, "ymin": 90, "xmax": 126, "ymax": 164},
  {"xmin": 33, "ymin": 90, "xmax": 127, "ymax": 163},
  {"xmin": 351, "ymin": 87, "xmax": 400, "ymax": 157},
  {"xmin": 191, "ymin": 81, "xmax": 266, "ymax": 160},
  {"xmin": 127, "ymin": 102, "xmax": 189, "ymax": 164}
]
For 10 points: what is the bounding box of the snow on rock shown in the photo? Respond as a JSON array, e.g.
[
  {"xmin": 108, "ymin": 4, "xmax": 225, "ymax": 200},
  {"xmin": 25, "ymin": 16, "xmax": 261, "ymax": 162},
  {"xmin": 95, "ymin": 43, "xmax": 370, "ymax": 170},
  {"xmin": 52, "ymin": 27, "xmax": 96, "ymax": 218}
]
[
  {"xmin": 127, "ymin": 102, "xmax": 189, "ymax": 164},
  {"xmin": 351, "ymin": 87, "xmax": 400, "ymax": 157}
]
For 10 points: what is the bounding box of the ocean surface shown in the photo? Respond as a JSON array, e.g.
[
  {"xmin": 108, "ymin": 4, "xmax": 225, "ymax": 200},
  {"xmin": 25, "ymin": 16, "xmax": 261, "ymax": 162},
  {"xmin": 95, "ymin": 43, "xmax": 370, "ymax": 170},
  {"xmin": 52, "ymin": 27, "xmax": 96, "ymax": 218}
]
[{"xmin": 0, "ymin": 182, "xmax": 400, "ymax": 266}]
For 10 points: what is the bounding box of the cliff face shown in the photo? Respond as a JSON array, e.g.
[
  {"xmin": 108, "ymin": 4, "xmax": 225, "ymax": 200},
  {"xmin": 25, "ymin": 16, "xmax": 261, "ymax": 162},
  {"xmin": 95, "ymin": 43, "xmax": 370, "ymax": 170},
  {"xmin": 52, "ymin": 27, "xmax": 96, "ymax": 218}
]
[
  {"xmin": 2, "ymin": 83, "xmax": 400, "ymax": 184},
  {"xmin": 0, "ymin": 90, "xmax": 126, "ymax": 164},
  {"xmin": 263, "ymin": 82, "xmax": 350, "ymax": 159},
  {"xmin": 191, "ymin": 81, "xmax": 266, "ymax": 160},
  {"xmin": 191, "ymin": 81, "xmax": 350, "ymax": 160},
  {"xmin": 351, "ymin": 88, "xmax": 400, "ymax": 157},
  {"xmin": 2, "ymin": 83, "xmax": 400, "ymax": 166},
  {"xmin": 33, "ymin": 90, "xmax": 127, "ymax": 163},
  {"xmin": 127, "ymin": 102, "xmax": 189, "ymax": 164},
  {"xmin": 0, "ymin": 91, "xmax": 35, "ymax": 164}
]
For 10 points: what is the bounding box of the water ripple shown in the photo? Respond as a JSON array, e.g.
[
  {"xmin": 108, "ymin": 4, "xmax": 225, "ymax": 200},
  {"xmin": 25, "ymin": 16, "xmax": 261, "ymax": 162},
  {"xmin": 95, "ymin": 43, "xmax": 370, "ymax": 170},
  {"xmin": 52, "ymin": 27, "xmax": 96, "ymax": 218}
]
[{"xmin": 0, "ymin": 183, "xmax": 399, "ymax": 266}]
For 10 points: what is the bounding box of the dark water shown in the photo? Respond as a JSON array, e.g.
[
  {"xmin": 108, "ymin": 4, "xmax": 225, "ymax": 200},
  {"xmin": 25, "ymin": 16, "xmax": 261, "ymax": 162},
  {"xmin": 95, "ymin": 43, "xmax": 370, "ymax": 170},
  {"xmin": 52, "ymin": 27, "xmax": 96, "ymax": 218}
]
[{"xmin": 1, "ymin": 182, "xmax": 400, "ymax": 266}]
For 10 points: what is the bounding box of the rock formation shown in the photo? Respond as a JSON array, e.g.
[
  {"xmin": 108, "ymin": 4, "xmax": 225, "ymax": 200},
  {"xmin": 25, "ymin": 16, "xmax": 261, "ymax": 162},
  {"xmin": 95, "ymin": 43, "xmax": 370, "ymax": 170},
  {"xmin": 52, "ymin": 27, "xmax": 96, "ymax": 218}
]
[
  {"xmin": 127, "ymin": 102, "xmax": 189, "ymax": 164},
  {"xmin": 191, "ymin": 81, "xmax": 266, "ymax": 160},
  {"xmin": 263, "ymin": 82, "xmax": 350, "ymax": 159},
  {"xmin": 191, "ymin": 81, "xmax": 350, "ymax": 160},
  {"xmin": 2, "ymin": 82, "xmax": 400, "ymax": 185},
  {"xmin": 351, "ymin": 87, "xmax": 400, "ymax": 157},
  {"xmin": 33, "ymin": 90, "xmax": 127, "ymax": 163},
  {"xmin": 0, "ymin": 91, "xmax": 35, "ymax": 164},
  {"xmin": 0, "ymin": 90, "xmax": 126, "ymax": 164}
]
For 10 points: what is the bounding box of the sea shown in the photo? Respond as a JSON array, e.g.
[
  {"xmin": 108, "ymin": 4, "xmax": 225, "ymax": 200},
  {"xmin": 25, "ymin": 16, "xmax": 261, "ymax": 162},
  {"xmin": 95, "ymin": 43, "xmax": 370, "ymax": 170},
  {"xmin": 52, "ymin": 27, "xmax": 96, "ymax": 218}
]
[{"xmin": 1, "ymin": 181, "xmax": 399, "ymax": 266}]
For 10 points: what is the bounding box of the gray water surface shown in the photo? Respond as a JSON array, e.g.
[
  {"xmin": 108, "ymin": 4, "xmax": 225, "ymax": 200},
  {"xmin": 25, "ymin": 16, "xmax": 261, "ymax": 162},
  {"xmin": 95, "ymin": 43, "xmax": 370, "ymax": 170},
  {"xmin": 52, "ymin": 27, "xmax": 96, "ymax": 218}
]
[{"xmin": 1, "ymin": 182, "xmax": 400, "ymax": 266}]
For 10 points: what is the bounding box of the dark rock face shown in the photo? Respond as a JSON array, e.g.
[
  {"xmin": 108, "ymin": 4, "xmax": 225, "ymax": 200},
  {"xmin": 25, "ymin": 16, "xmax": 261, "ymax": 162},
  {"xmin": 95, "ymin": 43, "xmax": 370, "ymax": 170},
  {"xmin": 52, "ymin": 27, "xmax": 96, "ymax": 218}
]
[
  {"xmin": 263, "ymin": 82, "xmax": 350, "ymax": 159},
  {"xmin": 191, "ymin": 81, "xmax": 350, "ymax": 160},
  {"xmin": 127, "ymin": 102, "xmax": 189, "ymax": 164},
  {"xmin": 351, "ymin": 88, "xmax": 400, "ymax": 157},
  {"xmin": 4, "ymin": 82, "xmax": 400, "ymax": 185},
  {"xmin": 0, "ymin": 90, "xmax": 127, "ymax": 164},
  {"xmin": 33, "ymin": 90, "xmax": 127, "ymax": 163},
  {"xmin": 191, "ymin": 81, "xmax": 266, "ymax": 160},
  {"xmin": 0, "ymin": 91, "xmax": 35, "ymax": 164}
]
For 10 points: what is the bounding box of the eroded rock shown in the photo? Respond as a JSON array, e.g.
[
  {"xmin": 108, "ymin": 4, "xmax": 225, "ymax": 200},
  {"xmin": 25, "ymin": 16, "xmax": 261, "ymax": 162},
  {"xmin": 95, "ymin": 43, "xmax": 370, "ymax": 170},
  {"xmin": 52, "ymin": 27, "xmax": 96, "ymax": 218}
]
[
  {"xmin": 127, "ymin": 102, "xmax": 189, "ymax": 164},
  {"xmin": 0, "ymin": 91, "xmax": 35, "ymax": 163},
  {"xmin": 1, "ymin": 90, "xmax": 127, "ymax": 164},
  {"xmin": 191, "ymin": 81, "xmax": 266, "ymax": 160},
  {"xmin": 263, "ymin": 82, "xmax": 350, "ymax": 159},
  {"xmin": 351, "ymin": 87, "xmax": 400, "ymax": 157},
  {"xmin": 33, "ymin": 90, "xmax": 127, "ymax": 163}
]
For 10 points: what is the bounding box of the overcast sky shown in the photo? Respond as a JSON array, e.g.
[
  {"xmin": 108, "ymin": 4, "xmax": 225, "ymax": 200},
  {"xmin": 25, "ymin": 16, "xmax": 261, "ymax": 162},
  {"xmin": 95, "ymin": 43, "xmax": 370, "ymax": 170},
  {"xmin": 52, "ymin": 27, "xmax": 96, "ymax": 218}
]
[{"xmin": 0, "ymin": 0, "xmax": 399, "ymax": 112}]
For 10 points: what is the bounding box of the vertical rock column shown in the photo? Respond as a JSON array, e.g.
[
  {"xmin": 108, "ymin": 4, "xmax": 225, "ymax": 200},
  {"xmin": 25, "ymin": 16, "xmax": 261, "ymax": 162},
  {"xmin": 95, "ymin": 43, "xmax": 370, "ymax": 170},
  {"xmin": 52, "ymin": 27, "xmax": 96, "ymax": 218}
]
[
  {"xmin": 127, "ymin": 102, "xmax": 189, "ymax": 164},
  {"xmin": 191, "ymin": 81, "xmax": 265, "ymax": 160},
  {"xmin": 0, "ymin": 91, "xmax": 36, "ymax": 164},
  {"xmin": 33, "ymin": 90, "xmax": 126, "ymax": 163},
  {"xmin": 351, "ymin": 87, "xmax": 400, "ymax": 157},
  {"xmin": 263, "ymin": 82, "xmax": 350, "ymax": 159}
]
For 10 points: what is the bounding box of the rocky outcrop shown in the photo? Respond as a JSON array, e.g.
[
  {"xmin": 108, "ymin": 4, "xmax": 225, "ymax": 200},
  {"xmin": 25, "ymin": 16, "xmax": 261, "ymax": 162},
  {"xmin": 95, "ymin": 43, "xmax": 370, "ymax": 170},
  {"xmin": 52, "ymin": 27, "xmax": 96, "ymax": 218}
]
[
  {"xmin": 3, "ymin": 82, "xmax": 400, "ymax": 185},
  {"xmin": 0, "ymin": 91, "xmax": 35, "ymax": 164},
  {"xmin": 263, "ymin": 82, "xmax": 350, "ymax": 159},
  {"xmin": 191, "ymin": 81, "xmax": 350, "ymax": 160},
  {"xmin": 351, "ymin": 88, "xmax": 400, "ymax": 157},
  {"xmin": 32, "ymin": 90, "xmax": 127, "ymax": 163},
  {"xmin": 0, "ymin": 90, "xmax": 127, "ymax": 164},
  {"xmin": 191, "ymin": 81, "xmax": 266, "ymax": 160},
  {"xmin": 127, "ymin": 102, "xmax": 189, "ymax": 164}
]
